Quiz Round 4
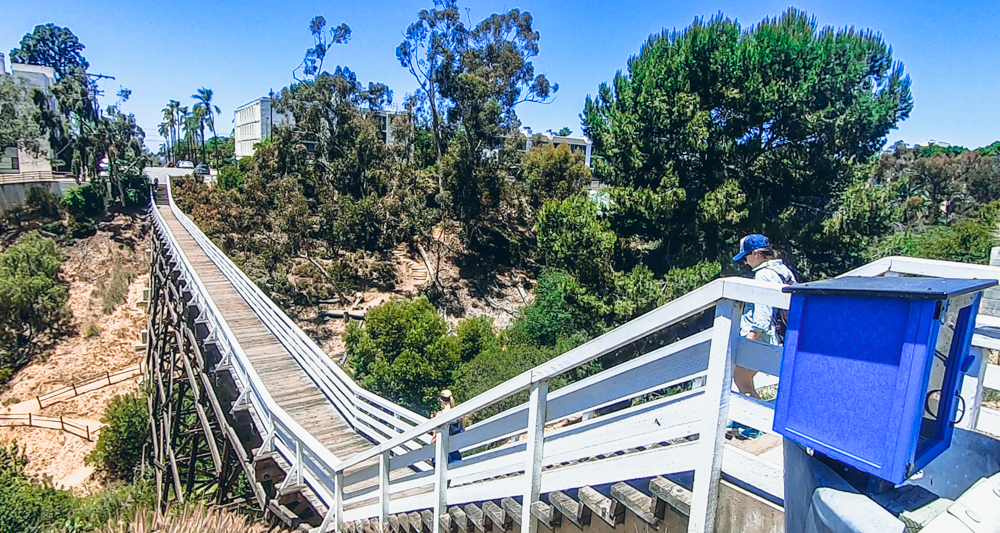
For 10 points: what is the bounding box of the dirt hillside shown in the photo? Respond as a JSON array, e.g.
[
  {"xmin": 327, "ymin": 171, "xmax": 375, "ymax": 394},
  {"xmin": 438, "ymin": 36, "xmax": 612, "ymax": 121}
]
[{"xmin": 0, "ymin": 214, "xmax": 150, "ymax": 490}]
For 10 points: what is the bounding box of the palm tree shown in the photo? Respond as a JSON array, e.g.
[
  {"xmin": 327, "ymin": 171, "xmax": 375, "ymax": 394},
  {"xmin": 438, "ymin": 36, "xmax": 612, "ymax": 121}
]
[
  {"xmin": 178, "ymin": 106, "xmax": 196, "ymax": 163},
  {"xmin": 162, "ymin": 100, "xmax": 180, "ymax": 163},
  {"xmin": 159, "ymin": 110, "xmax": 172, "ymax": 163},
  {"xmin": 157, "ymin": 122, "xmax": 171, "ymax": 163},
  {"xmin": 193, "ymin": 105, "xmax": 207, "ymax": 164},
  {"xmin": 193, "ymin": 87, "xmax": 222, "ymax": 167}
]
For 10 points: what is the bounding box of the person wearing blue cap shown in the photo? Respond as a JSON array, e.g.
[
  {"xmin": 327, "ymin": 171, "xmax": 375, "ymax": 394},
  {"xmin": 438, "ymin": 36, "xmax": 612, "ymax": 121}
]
[{"xmin": 732, "ymin": 234, "xmax": 796, "ymax": 399}]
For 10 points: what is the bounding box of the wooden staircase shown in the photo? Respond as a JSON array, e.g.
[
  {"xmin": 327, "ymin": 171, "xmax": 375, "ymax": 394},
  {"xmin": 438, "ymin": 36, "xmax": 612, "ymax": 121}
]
[{"xmin": 342, "ymin": 477, "xmax": 693, "ymax": 533}]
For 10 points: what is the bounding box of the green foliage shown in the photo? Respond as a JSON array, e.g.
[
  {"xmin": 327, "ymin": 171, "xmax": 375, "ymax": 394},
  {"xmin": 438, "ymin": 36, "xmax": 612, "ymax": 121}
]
[
  {"xmin": 24, "ymin": 187, "xmax": 61, "ymax": 219},
  {"xmin": 0, "ymin": 232, "xmax": 70, "ymax": 376},
  {"xmin": 0, "ymin": 75, "xmax": 42, "ymax": 154},
  {"xmin": 916, "ymin": 144, "xmax": 968, "ymax": 158},
  {"xmin": 217, "ymin": 165, "xmax": 242, "ymax": 191},
  {"xmin": 518, "ymin": 143, "xmax": 591, "ymax": 210},
  {"xmin": 346, "ymin": 297, "xmax": 460, "ymax": 414},
  {"xmin": 61, "ymin": 183, "xmax": 104, "ymax": 219},
  {"xmin": 582, "ymin": 9, "xmax": 913, "ymax": 273},
  {"xmin": 86, "ymin": 392, "xmax": 150, "ymax": 481},
  {"xmin": 536, "ymin": 195, "xmax": 615, "ymax": 284},
  {"xmin": 9, "ymin": 23, "xmax": 89, "ymax": 79},
  {"xmin": 557, "ymin": 127, "xmax": 572, "ymax": 136},
  {"xmin": 870, "ymin": 201, "xmax": 1000, "ymax": 264},
  {"xmin": 456, "ymin": 316, "xmax": 497, "ymax": 363},
  {"xmin": 979, "ymin": 141, "xmax": 1000, "ymax": 157},
  {"xmin": 512, "ymin": 269, "xmax": 588, "ymax": 346},
  {"xmin": 455, "ymin": 339, "xmax": 575, "ymax": 421},
  {"xmin": 0, "ymin": 439, "xmax": 154, "ymax": 532},
  {"xmin": 0, "ymin": 441, "xmax": 74, "ymax": 533}
]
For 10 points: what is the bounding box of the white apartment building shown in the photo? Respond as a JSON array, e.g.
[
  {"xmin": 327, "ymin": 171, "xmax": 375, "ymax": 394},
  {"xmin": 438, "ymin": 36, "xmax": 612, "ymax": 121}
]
[
  {"xmin": 520, "ymin": 126, "xmax": 594, "ymax": 168},
  {"xmin": 233, "ymin": 97, "xmax": 293, "ymax": 159},
  {"xmin": 234, "ymin": 95, "xmax": 408, "ymax": 159}
]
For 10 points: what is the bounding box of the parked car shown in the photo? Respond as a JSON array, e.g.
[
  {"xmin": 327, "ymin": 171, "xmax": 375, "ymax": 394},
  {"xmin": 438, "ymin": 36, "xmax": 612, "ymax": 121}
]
[
  {"xmin": 194, "ymin": 163, "xmax": 210, "ymax": 175},
  {"xmin": 177, "ymin": 160, "xmax": 195, "ymax": 169}
]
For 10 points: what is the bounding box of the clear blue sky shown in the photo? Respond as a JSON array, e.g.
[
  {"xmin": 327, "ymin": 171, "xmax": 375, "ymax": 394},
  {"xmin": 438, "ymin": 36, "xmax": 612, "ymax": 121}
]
[{"xmin": 3, "ymin": 0, "xmax": 998, "ymax": 152}]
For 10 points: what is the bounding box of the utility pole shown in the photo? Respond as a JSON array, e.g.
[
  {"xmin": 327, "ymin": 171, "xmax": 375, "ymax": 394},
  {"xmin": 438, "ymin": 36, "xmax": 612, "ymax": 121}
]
[
  {"xmin": 268, "ymin": 89, "xmax": 275, "ymax": 140},
  {"xmin": 86, "ymin": 73, "xmax": 115, "ymax": 118}
]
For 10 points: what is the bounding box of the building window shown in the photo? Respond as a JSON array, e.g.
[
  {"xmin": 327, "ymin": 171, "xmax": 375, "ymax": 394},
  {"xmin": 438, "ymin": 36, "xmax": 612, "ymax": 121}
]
[{"xmin": 0, "ymin": 147, "xmax": 19, "ymax": 173}]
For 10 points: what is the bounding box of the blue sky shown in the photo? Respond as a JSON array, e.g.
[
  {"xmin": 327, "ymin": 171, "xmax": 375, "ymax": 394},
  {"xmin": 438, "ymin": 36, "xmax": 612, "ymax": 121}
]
[{"xmin": 3, "ymin": 1, "xmax": 998, "ymax": 152}]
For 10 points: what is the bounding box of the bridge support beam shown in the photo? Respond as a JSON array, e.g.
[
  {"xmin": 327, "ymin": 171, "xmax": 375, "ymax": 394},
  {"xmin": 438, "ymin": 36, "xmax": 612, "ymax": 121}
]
[{"xmin": 145, "ymin": 219, "xmax": 267, "ymax": 511}]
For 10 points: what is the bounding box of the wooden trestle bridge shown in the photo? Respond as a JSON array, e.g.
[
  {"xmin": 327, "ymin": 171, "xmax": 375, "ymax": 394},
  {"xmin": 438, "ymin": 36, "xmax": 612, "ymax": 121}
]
[{"xmin": 145, "ymin": 179, "xmax": 1000, "ymax": 533}]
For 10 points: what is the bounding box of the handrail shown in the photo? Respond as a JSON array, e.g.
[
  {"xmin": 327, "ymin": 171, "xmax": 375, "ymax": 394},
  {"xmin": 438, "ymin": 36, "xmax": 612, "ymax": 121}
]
[
  {"xmin": 154, "ymin": 177, "xmax": 1000, "ymax": 533},
  {"xmin": 334, "ymin": 276, "xmax": 788, "ymax": 472},
  {"xmin": 150, "ymin": 182, "xmax": 344, "ymax": 504},
  {"xmin": 163, "ymin": 181, "xmax": 431, "ymax": 446}
]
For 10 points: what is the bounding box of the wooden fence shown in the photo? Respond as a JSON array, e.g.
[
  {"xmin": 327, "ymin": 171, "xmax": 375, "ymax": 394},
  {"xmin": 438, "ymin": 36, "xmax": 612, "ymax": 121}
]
[
  {"xmin": 33, "ymin": 363, "xmax": 143, "ymax": 411},
  {"xmin": 0, "ymin": 413, "xmax": 94, "ymax": 441}
]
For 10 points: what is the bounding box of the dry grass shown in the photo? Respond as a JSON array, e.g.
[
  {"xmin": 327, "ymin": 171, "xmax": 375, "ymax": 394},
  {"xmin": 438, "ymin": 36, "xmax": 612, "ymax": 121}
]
[
  {"xmin": 95, "ymin": 262, "xmax": 135, "ymax": 315},
  {"xmin": 78, "ymin": 503, "xmax": 284, "ymax": 533}
]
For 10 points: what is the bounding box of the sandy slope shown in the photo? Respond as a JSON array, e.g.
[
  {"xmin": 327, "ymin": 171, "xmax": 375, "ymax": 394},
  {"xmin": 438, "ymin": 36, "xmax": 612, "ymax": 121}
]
[{"xmin": 0, "ymin": 217, "xmax": 149, "ymax": 490}]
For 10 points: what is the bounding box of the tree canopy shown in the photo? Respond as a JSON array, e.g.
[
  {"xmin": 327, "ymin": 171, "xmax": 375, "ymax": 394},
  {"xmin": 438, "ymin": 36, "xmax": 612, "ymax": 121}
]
[
  {"xmin": 345, "ymin": 297, "xmax": 460, "ymax": 414},
  {"xmin": 0, "ymin": 232, "xmax": 70, "ymax": 380},
  {"xmin": 0, "ymin": 76, "xmax": 42, "ymax": 154},
  {"xmin": 582, "ymin": 8, "xmax": 913, "ymax": 274},
  {"xmin": 9, "ymin": 23, "xmax": 89, "ymax": 79}
]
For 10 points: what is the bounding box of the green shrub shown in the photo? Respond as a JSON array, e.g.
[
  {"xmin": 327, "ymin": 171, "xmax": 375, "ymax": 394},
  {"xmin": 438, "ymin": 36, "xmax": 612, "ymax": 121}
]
[
  {"xmin": 0, "ymin": 232, "xmax": 70, "ymax": 370},
  {"xmin": 512, "ymin": 269, "xmax": 588, "ymax": 346},
  {"xmin": 68, "ymin": 216, "xmax": 97, "ymax": 238},
  {"xmin": 61, "ymin": 183, "xmax": 104, "ymax": 219},
  {"xmin": 536, "ymin": 195, "xmax": 616, "ymax": 285},
  {"xmin": 24, "ymin": 187, "xmax": 61, "ymax": 218},
  {"xmin": 457, "ymin": 316, "xmax": 497, "ymax": 363},
  {"xmin": 86, "ymin": 393, "xmax": 150, "ymax": 481},
  {"xmin": 871, "ymin": 201, "xmax": 1000, "ymax": 264},
  {"xmin": 346, "ymin": 297, "xmax": 460, "ymax": 414},
  {"xmin": 217, "ymin": 164, "xmax": 244, "ymax": 191},
  {"xmin": 0, "ymin": 441, "xmax": 74, "ymax": 533}
]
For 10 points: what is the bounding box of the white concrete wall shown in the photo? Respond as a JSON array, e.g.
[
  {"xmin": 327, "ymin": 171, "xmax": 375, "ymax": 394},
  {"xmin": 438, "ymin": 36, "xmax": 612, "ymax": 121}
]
[{"xmin": 0, "ymin": 180, "xmax": 79, "ymax": 211}]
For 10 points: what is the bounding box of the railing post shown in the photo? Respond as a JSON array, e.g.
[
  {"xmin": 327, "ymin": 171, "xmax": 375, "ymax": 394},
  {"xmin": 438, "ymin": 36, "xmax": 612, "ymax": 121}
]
[
  {"xmin": 379, "ymin": 450, "xmax": 391, "ymax": 528},
  {"xmin": 295, "ymin": 440, "xmax": 303, "ymax": 486},
  {"xmin": 522, "ymin": 379, "xmax": 549, "ymax": 533},
  {"xmin": 335, "ymin": 471, "xmax": 345, "ymax": 532},
  {"xmin": 689, "ymin": 298, "xmax": 742, "ymax": 533},
  {"xmin": 269, "ymin": 413, "xmax": 276, "ymax": 451},
  {"xmin": 433, "ymin": 427, "xmax": 450, "ymax": 533}
]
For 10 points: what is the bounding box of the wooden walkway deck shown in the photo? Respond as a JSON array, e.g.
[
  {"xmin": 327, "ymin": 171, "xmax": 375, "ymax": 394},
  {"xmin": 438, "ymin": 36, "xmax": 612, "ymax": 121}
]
[{"xmin": 157, "ymin": 205, "xmax": 375, "ymax": 461}]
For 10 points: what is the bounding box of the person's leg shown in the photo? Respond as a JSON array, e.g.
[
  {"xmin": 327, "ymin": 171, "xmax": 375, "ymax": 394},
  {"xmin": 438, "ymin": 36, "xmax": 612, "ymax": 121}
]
[{"xmin": 733, "ymin": 365, "xmax": 760, "ymax": 399}]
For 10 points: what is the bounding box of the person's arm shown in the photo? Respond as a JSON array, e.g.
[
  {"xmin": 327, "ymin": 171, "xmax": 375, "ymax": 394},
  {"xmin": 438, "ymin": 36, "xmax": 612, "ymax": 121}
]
[{"xmin": 743, "ymin": 268, "xmax": 778, "ymax": 338}]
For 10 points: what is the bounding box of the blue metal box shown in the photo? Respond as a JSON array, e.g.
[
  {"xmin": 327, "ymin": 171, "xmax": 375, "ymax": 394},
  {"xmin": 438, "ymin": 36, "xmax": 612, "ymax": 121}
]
[{"xmin": 772, "ymin": 276, "xmax": 995, "ymax": 484}]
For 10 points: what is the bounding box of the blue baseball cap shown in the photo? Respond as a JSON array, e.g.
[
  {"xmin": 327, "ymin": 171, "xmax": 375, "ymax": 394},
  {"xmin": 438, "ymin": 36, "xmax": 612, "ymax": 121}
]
[{"xmin": 733, "ymin": 234, "xmax": 770, "ymax": 262}]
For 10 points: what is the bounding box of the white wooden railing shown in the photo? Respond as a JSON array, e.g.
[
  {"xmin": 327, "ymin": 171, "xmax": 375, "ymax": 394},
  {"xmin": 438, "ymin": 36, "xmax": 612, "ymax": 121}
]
[
  {"xmin": 151, "ymin": 180, "xmax": 434, "ymax": 517},
  {"xmin": 151, "ymin": 179, "xmax": 1000, "ymax": 533}
]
